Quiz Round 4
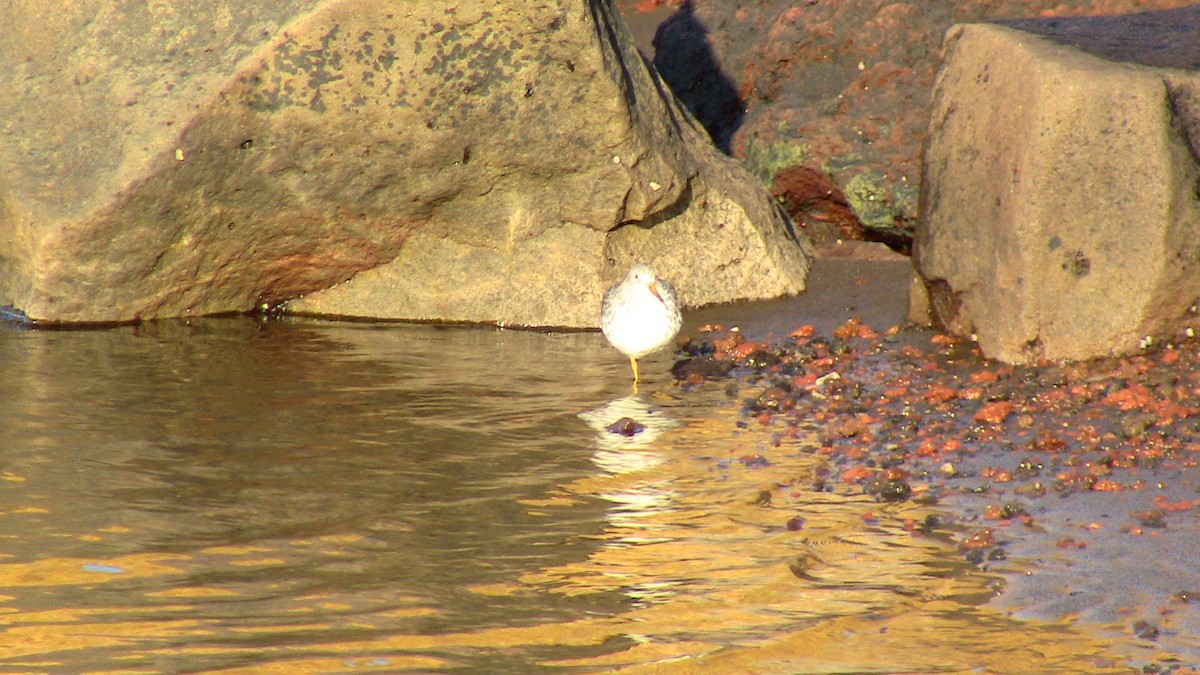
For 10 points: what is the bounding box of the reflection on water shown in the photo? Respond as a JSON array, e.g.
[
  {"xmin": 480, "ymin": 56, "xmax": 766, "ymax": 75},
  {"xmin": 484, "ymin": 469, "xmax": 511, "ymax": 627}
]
[
  {"xmin": 0, "ymin": 318, "xmax": 631, "ymax": 671},
  {"xmin": 580, "ymin": 394, "xmax": 681, "ymax": 584},
  {"xmin": 0, "ymin": 318, "xmax": 1132, "ymax": 672},
  {"xmin": 580, "ymin": 394, "xmax": 678, "ymax": 480}
]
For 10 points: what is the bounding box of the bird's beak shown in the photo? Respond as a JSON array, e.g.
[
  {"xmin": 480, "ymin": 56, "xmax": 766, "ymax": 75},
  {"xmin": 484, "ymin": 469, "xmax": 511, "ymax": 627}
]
[{"xmin": 648, "ymin": 281, "xmax": 664, "ymax": 304}]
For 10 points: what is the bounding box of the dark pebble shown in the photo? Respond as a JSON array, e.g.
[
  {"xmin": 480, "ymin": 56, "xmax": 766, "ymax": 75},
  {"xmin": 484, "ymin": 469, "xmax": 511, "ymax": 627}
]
[
  {"xmin": 879, "ymin": 480, "xmax": 913, "ymax": 502},
  {"xmin": 744, "ymin": 384, "xmax": 796, "ymax": 413},
  {"xmin": 737, "ymin": 454, "xmax": 771, "ymax": 469},
  {"xmin": 1103, "ymin": 379, "xmax": 1128, "ymax": 397},
  {"xmin": 1119, "ymin": 411, "xmax": 1158, "ymax": 438},
  {"xmin": 744, "ymin": 349, "xmax": 782, "ymax": 370},
  {"xmin": 1000, "ymin": 502, "xmax": 1028, "ymax": 519},
  {"xmin": 606, "ymin": 417, "xmax": 645, "ymax": 436},
  {"xmin": 671, "ymin": 356, "xmax": 735, "ymax": 380},
  {"xmin": 1134, "ymin": 509, "xmax": 1167, "ymax": 529},
  {"xmin": 863, "ymin": 476, "xmax": 912, "ymax": 503},
  {"xmin": 1037, "ymin": 366, "xmax": 1068, "ymax": 387},
  {"xmin": 1132, "ymin": 620, "xmax": 1160, "ymax": 640},
  {"xmin": 985, "ymin": 382, "xmax": 1017, "ymax": 401}
]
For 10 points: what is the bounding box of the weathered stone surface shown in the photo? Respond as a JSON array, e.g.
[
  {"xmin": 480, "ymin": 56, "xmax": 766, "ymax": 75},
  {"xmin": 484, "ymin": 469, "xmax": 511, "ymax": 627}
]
[
  {"xmin": 645, "ymin": 0, "xmax": 1199, "ymax": 244},
  {"xmin": 0, "ymin": 1, "xmax": 811, "ymax": 326},
  {"xmin": 912, "ymin": 10, "xmax": 1200, "ymax": 364}
]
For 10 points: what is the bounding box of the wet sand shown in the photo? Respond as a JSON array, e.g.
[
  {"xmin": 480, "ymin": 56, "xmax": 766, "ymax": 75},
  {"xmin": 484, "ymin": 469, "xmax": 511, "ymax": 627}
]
[{"xmin": 687, "ymin": 245, "xmax": 916, "ymax": 341}]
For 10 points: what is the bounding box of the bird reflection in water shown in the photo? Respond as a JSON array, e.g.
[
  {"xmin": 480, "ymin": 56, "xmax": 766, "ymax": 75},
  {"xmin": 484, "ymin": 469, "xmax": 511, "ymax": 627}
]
[{"xmin": 578, "ymin": 394, "xmax": 684, "ymax": 604}]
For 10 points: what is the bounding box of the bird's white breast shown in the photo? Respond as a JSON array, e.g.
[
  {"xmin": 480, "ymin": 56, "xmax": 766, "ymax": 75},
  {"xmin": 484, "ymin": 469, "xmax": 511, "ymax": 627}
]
[{"xmin": 601, "ymin": 284, "xmax": 681, "ymax": 359}]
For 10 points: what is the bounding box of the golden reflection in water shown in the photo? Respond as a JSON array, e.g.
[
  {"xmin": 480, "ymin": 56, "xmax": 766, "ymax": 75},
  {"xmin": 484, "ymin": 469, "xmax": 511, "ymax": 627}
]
[
  {"xmin": 580, "ymin": 394, "xmax": 680, "ymax": 565},
  {"xmin": 0, "ymin": 319, "xmax": 1137, "ymax": 672},
  {"xmin": 0, "ymin": 319, "xmax": 630, "ymax": 671},
  {"xmin": 529, "ymin": 385, "xmax": 1131, "ymax": 673}
]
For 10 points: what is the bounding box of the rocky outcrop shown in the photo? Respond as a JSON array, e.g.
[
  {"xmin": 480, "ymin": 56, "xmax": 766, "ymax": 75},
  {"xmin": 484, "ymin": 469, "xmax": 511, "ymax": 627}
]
[
  {"xmin": 0, "ymin": 1, "xmax": 811, "ymax": 327},
  {"xmin": 647, "ymin": 0, "xmax": 1199, "ymax": 244},
  {"xmin": 912, "ymin": 7, "xmax": 1200, "ymax": 364}
]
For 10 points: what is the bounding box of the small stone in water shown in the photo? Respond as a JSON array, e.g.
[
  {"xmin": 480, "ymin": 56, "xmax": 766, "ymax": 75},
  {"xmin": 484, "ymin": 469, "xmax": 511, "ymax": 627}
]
[
  {"xmin": 882, "ymin": 480, "xmax": 912, "ymax": 502},
  {"xmin": 1119, "ymin": 411, "xmax": 1157, "ymax": 438},
  {"xmin": 788, "ymin": 552, "xmax": 819, "ymax": 579},
  {"xmin": 606, "ymin": 417, "xmax": 645, "ymax": 436},
  {"xmin": 974, "ymin": 401, "xmax": 1014, "ymax": 425},
  {"xmin": 1000, "ymin": 502, "xmax": 1028, "ymax": 519},
  {"xmin": 1133, "ymin": 509, "xmax": 1167, "ymax": 529},
  {"xmin": 959, "ymin": 528, "xmax": 997, "ymax": 551},
  {"xmin": 737, "ymin": 454, "xmax": 771, "ymax": 469},
  {"xmin": 745, "ymin": 385, "xmax": 794, "ymax": 413},
  {"xmin": 1131, "ymin": 620, "xmax": 1160, "ymax": 640},
  {"xmin": 862, "ymin": 473, "xmax": 912, "ymax": 502}
]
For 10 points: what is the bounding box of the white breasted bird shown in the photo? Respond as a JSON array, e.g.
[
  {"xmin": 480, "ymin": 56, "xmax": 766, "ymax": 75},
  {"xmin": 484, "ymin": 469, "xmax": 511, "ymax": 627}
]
[{"xmin": 601, "ymin": 263, "xmax": 682, "ymax": 383}]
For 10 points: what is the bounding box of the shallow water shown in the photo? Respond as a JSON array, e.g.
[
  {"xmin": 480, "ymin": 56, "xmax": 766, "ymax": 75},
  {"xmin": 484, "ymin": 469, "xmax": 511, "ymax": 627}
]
[{"xmin": 0, "ymin": 313, "xmax": 1142, "ymax": 672}]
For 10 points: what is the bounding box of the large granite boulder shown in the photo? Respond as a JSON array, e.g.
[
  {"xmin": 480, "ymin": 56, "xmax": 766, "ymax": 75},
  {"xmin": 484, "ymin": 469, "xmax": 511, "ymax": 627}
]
[
  {"xmin": 0, "ymin": 0, "xmax": 811, "ymax": 326},
  {"xmin": 648, "ymin": 0, "xmax": 1198, "ymax": 244},
  {"xmin": 912, "ymin": 7, "xmax": 1200, "ymax": 364}
]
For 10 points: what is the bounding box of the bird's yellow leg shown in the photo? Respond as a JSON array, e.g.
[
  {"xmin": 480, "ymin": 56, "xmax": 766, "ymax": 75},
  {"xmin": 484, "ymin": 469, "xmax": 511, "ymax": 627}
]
[{"xmin": 630, "ymin": 356, "xmax": 640, "ymax": 383}]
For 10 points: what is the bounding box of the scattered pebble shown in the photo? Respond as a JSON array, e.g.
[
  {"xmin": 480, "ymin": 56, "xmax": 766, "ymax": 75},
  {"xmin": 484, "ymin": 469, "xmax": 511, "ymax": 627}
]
[
  {"xmin": 606, "ymin": 417, "xmax": 645, "ymax": 436},
  {"xmin": 671, "ymin": 318, "xmax": 1200, "ymax": 580}
]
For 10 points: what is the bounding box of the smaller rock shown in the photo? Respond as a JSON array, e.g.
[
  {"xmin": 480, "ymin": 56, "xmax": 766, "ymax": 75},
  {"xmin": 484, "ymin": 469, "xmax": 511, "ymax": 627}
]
[
  {"xmin": 671, "ymin": 355, "xmax": 736, "ymax": 382},
  {"xmin": 1132, "ymin": 509, "xmax": 1167, "ymax": 529},
  {"xmin": 1037, "ymin": 366, "xmax": 1068, "ymax": 388},
  {"xmin": 606, "ymin": 417, "xmax": 646, "ymax": 437},
  {"xmin": 744, "ymin": 384, "xmax": 795, "ymax": 413},
  {"xmin": 771, "ymin": 166, "xmax": 867, "ymax": 243},
  {"xmin": 878, "ymin": 479, "xmax": 913, "ymax": 503},
  {"xmin": 974, "ymin": 401, "xmax": 1014, "ymax": 425},
  {"xmin": 959, "ymin": 528, "xmax": 997, "ymax": 551},
  {"xmin": 1119, "ymin": 411, "xmax": 1158, "ymax": 438},
  {"xmin": 1131, "ymin": 620, "xmax": 1160, "ymax": 641}
]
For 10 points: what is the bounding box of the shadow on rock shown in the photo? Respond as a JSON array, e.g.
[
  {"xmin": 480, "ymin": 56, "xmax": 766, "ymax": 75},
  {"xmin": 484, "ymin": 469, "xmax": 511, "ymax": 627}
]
[{"xmin": 652, "ymin": 0, "xmax": 744, "ymax": 153}]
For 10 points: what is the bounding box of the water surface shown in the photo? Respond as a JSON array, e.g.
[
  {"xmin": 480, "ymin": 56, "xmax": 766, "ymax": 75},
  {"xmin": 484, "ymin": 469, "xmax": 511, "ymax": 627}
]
[{"xmin": 0, "ymin": 312, "xmax": 1134, "ymax": 672}]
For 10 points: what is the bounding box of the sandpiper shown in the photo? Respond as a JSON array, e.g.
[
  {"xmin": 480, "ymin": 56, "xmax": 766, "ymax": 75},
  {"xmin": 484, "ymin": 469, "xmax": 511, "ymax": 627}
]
[{"xmin": 601, "ymin": 263, "xmax": 682, "ymax": 383}]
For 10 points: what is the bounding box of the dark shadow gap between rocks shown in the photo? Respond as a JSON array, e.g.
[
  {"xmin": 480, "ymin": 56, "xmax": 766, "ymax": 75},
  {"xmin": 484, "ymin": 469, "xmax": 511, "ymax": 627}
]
[{"xmin": 651, "ymin": 0, "xmax": 745, "ymax": 153}]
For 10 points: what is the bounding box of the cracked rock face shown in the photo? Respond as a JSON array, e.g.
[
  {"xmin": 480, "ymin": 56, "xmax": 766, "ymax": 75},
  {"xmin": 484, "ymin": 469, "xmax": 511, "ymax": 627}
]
[
  {"xmin": 912, "ymin": 7, "xmax": 1200, "ymax": 364},
  {"xmin": 0, "ymin": 0, "xmax": 811, "ymax": 326}
]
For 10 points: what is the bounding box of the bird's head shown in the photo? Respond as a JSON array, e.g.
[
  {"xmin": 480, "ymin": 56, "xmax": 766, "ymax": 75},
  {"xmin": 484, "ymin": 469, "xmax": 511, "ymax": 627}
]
[{"xmin": 628, "ymin": 263, "xmax": 664, "ymax": 301}]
